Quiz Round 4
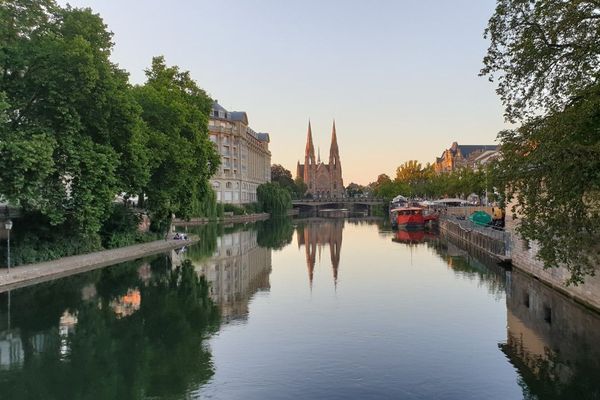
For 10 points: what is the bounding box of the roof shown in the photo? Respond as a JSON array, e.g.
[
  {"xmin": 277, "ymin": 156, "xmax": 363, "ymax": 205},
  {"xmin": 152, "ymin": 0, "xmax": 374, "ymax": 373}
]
[
  {"xmin": 456, "ymin": 145, "xmax": 498, "ymax": 158},
  {"xmin": 257, "ymin": 132, "xmax": 270, "ymax": 142},
  {"xmin": 212, "ymin": 101, "xmax": 228, "ymax": 113},
  {"xmin": 229, "ymin": 111, "xmax": 248, "ymax": 124}
]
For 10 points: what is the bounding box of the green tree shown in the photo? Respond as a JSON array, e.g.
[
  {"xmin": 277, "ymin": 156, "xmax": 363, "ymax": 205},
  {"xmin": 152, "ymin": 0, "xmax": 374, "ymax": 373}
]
[
  {"xmin": 257, "ymin": 182, "xmax": 292, "ymax": 216},
  {"xmin": 0, "ymin": 0, "xmax": 149, "ymax": 235},
  {"xmin": 481, "ymin": 0, "xmax": 600, "ymax": 122},
  {"xmin": 482, "ymin": 0, "xmax": 600, "ymax": 283},
  {"xmin": 294, "ymin": 176, "xmax": 308, "ymax": 198},
  {"xmin": 346, "ymin": 182, "xmax": 365, "ymax": 197},
  {"xmin": 395, "ymin": 160, "xmax": 424, "ymax": 184},
  {"xmin": 133, "ymin": 56, "xmax": 220, "ymax": 232}
]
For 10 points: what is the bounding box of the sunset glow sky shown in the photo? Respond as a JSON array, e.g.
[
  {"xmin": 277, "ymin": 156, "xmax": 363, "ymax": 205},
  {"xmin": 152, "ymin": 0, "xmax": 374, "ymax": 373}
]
[{"xmin": 60, "ymin": 0, "xmax": 509, "ymax": 185}]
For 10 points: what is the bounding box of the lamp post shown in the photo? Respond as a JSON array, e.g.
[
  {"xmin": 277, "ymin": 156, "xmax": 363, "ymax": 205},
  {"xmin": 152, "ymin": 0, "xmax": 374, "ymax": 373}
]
[{"xmin": 4, "ymin": 219, "xmax": 12, "ymax": 274}]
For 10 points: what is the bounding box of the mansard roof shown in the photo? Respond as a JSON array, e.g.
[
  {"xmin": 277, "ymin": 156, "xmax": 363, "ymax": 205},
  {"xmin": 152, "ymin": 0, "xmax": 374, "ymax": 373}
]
[
  {"xmin": 256, "ymin": 132, "xmax": 270, "ymax": 142},
  {"xmin": 455, "ymin": 144, "xmax": 498, "ymax": 158},
  {"xmin": 440, "ymin": 142, "xmax": 499, "ymax": 159}
]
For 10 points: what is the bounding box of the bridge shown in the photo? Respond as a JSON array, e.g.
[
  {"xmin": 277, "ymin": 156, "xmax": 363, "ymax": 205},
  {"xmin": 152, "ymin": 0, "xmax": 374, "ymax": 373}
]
[{"xmin": 292, "ymin": 197, "xmax": 385, "ymax": 209}]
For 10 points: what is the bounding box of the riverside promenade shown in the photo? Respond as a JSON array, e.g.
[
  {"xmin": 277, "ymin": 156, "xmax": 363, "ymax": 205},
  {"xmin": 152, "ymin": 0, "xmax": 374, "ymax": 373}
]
[{"xmin": 0, "ymin": 237, "xmax": 196, "ymax": 293}]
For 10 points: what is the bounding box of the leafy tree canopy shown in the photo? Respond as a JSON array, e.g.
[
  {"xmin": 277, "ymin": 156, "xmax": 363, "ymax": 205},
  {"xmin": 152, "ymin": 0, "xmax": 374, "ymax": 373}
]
[
  {"xmin": 133, "ymin": 56, "xmax": 220, "ymax": 231},
  {"xmin": 483, "ymin": 0, "xmax": 600, "ymax": 283},
  {"xmin": 257, "ymin": 182, "xmax": 292, "ymax": 216},
  {"xmin": 0, "ymin": 0, "xmax": 148, "ymax": 235},
  {"xmin": 481, "ymin": 0, "xmax": 600, "ymax": 122}
]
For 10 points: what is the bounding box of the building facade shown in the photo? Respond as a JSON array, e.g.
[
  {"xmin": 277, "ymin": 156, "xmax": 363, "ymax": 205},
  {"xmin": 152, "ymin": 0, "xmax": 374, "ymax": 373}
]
[
  {"xmin": 434, "ymin": 141, "xmax": 498, "ymax": 173},
  {"xmin": 296, "ymin": 121, "xmax": 344, "ymax": 198},
  {"xmin": 187, "ymin": 229, "xmax": 272, "ymax": 322},
  {"xmin": 208, "ymin": 101, "xmax": 271, "ymax": 204}
]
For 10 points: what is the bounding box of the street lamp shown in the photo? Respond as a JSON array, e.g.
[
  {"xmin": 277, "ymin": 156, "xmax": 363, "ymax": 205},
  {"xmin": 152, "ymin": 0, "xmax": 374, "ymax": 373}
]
[{"xmin": 4, "ymin": 219, "xmax": 12, "ymax": 274}]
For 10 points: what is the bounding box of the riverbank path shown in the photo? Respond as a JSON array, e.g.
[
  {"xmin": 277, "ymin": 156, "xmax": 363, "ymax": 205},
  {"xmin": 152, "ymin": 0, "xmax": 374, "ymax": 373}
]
[{"xmin": 0, "ymin": 238, "xmax": 196, "ymax": 293}]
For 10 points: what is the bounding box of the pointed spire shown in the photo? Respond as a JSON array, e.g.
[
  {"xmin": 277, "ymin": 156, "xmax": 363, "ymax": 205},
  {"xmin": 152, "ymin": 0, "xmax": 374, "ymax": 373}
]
[
  {"xmin": 318, "ymin": 146, "xmax": 321, "ymax": 163},
  {"xmin": 305, "ymin": 120, "xmax": 315, "ymax": 162},
  {"xmin": 329, "ymin": 119, "xmax": 340, "ymax": 168},
  {"xmin": 331, "ymin": 119, "xmax": 338, "ymax": 149}
]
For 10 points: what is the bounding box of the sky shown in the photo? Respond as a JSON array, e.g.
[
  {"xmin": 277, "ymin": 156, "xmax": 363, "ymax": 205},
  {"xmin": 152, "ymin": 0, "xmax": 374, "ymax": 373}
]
[{"xmin": 59, "ymin": 0, "xmax": 509, "ymax": 185}]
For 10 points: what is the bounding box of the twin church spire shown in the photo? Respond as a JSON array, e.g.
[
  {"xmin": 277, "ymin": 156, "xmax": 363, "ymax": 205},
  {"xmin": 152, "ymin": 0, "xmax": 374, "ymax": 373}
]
[
  {"xmin": 304, "ymin": 120, "xmax": 340, "ymax": 167},
  {"xmin": 297, "ymin": 119, "xmax": 344, "ymax": 198}
]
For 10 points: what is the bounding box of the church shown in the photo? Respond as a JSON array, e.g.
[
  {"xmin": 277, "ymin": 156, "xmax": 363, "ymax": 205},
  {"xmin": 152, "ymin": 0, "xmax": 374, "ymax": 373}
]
[{"xmin": 296, "ymin": 121, "xmax": 344, "ymax": 198}]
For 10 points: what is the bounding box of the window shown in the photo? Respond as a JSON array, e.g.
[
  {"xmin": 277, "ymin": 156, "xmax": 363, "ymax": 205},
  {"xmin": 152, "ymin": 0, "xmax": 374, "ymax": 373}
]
[{"xmin": 226, "ymin": 182, "xmax": 232, "ymax": 189}]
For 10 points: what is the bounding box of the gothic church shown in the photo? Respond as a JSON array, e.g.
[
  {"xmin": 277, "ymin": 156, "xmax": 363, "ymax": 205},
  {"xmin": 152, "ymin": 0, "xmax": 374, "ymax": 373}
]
[{"xmin": 296, "ymin": 121, "xmax": 344, "ymax": 198}]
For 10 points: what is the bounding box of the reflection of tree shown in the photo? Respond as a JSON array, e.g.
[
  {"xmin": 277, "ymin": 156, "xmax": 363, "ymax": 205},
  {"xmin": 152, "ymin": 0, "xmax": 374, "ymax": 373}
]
[
  {"xmin": 256, "ymin": 217, "xmax": 294, "ymax": 250},
  {"xmin": 427, "ymin": 237, "xmax": 506, "ymax": 297},
  {"xmin": 0, "ymin": 259, "xmax": 220, "ymax": 399},
  {"xmin": 183, "ymin": 223, "xmax": 221, "ymax": 262}
]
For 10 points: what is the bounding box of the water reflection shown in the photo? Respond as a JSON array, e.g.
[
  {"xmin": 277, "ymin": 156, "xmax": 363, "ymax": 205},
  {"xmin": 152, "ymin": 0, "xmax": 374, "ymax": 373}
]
[
  {"xmin": 1, "ymin": 218, "xmax": 599, "ymax": 399},
  {"xmin": 431, "ymin": 235, "xmax": 508, "ymax": 297},
  {"xmin": 501, "ymin": 269, "xmax": 600, "ymax": 399},
  {"xmin": 0, "ymin": 257, "xmax": 219, "ymax": 399},
  {"xmin": 181, "ymin": 226, "xmax": 273, "ymax": 323},
  {"xmin": 296, "ymin": 218, "xmax": 344, "ymax": 287},
  {"xmin": 391, "ymin": 229, "xmax": 438, "ymax": 245}
]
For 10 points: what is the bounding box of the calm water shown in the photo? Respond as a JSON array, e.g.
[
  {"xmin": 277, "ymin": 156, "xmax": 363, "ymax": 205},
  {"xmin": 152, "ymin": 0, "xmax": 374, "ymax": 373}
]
[{"xmin": 1, "ymin": 218, "xmax": 599, "ymax": 399}]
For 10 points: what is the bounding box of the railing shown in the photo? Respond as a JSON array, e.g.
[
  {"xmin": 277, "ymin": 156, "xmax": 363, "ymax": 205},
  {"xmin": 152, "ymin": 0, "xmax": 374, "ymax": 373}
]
[
  {"xmin": 292, "ymin": 197, "xmax": 384, "ymax": 203},
  {"xmin": 440, "ymin": 214, "xmax": 511, "ymax": 260}
]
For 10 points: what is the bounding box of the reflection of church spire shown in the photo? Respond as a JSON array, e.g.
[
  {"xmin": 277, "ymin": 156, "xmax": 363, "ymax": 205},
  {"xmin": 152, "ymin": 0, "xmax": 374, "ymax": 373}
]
[
  {"xmin": 330, "ymin": 224, "xmax": 341, "ymax": 287},
  {"xmin": 298, "ymin": 220, "xmax": 344, "ymax": 290},
  {"xmin": 304, "ymin": 227, "xmax": 316, "ymax": 289}
]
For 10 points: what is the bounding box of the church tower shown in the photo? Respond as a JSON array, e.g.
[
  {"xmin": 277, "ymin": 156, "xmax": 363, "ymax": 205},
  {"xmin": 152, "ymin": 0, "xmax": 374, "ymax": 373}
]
[
  {"xmin": 329, "ymin": 120, "xmax": 344, "ymax": 198},
  {"xmin": 303, "ymin": 121, "xmax": 316, "ymax": 192},
  {"xmin": 296, "ymin": 119, "xmax": 344, "ymax": 198}
]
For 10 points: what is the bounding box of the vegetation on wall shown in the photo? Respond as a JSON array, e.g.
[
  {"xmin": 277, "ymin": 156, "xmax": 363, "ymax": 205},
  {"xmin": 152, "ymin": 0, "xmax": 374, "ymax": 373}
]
[{"xmin": 481, "ymin": 0, "xmax": 600, "ymax": 283}]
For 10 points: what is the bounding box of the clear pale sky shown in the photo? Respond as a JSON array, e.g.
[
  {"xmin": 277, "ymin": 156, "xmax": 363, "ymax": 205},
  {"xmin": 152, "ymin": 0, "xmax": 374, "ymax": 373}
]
[{"xmin": 59, "ymin": 0, "xmax": 508, "ymax": 185}]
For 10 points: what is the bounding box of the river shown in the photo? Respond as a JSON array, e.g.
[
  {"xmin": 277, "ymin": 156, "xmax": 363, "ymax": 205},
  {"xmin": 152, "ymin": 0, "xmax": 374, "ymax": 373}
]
[{"xmin": 0, "ymin": 218, "xmax": 599, "ymax": 399}]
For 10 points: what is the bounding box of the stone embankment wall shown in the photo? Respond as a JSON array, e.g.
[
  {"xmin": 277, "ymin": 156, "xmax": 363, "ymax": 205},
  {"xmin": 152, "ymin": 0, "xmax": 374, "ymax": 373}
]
[
  {"xmin": 505, "ymin": 210, "xmax": 600, "ymax": 313},
  {"xmin": 173, "ymin": 213, "xmax": 270, "ymax": 226},
  {"xmin": 439, "ymin": 216, "xmax": 509, "ymax": 261}
]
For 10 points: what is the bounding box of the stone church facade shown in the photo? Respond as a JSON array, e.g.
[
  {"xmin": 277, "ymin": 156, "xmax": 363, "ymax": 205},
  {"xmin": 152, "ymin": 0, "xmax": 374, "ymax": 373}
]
[{"xmin": 296, "ymin": 121, "xmax": 344, "ymax": 198}]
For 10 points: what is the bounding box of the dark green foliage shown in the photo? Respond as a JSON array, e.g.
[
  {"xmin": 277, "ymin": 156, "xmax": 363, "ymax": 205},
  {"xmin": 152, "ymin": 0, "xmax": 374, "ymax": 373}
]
[
  {"xmin": 256, "ymin": 217, "xmax": 294, "ymax": 249},
  {"xmin": 224, "ymin": 203, "xmax": 246, "ymax": 215},
  {"xmin": 242, "ymin": 202, "xmax": 263, "ymax": 214},
  {"xmin": 481, "ymin": 0, "xmax": 600, "ymax": 122},
  {"xmin": 257, "ymin": 182, "xmax": 292, "ymax": 216},
  {"xmin": 0, "ymin": 212, "xmax": 102, "ymax": 266},
  {"xmin": 271, "ymin": 164, "xmax": 308, "ymax": 198},
  {"xmin": 346, "ymin": 182, "xmax": 365, "ymax": 197},
  {"xmin": 133, "ymin": 56, "xmax": 220, "ymax": 231},
  {"xmin": 99, "ymin": 203, "xmax": 160, "ymax": 249},
  {"xmin": 496, "ymin": 84, "xmax": 600, "ymax": 284},
  {"xmin": 0, "ymin": 257, "xmax": 220, "ymax": 399},
  {"xmin": 190, "ymin": 182, "xmax": 221, "ymax": 219},
  {"xmin": 482, "ymin": 0, "xmax": 600, "ymax": 282},
  {"xmin": 0, "ymin": 0, "xmax": 149, "ymax": 235}
]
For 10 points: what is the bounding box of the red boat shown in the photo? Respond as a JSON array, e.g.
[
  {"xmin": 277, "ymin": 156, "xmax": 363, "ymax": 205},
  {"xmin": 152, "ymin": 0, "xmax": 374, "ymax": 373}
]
[{"xmin": 390, "ymin": 207, "xmax": 425, "ymax": 230}]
